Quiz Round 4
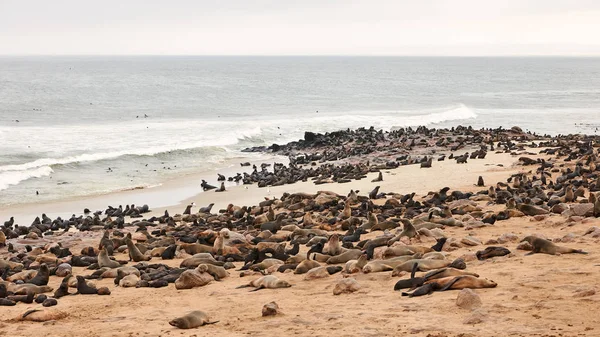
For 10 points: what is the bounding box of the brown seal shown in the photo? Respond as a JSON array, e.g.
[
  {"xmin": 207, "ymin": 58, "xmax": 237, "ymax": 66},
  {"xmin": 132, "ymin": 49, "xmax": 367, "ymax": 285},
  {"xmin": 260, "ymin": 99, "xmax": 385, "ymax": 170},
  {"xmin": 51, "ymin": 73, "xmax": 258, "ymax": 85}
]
[
  {"xmin": 424, "ymin": 275, "xmax": 497, "ymax": 290},
  {"xmin": 294, "ymin": 259, "xmax": 321, "ymax": 274},
  {"xmin": 169, "ymin": 310, "xmax": 218, "ymax": 329},
  {"xmin": 126, "ymin": 237, "xmax": 151, "ymax": 262},
  {"xmin": 174, "ymin": 265, "xmax": 213, "ymax": 290},
  {"xmin": 54, "ymin": 274, "xmax": 72, "ymax": 298},
  {"xmin": 98, "ymin": 248, "xmax": 121, "ymax": 268},
  {"xmin": 236, "ymin": 275, "xmax": 291, "ymax": 291},
  {"xmin": 476, "ymin": 246, "xmax": 511, "ymax": 260},
  {"xmin": 521, "ymin": 236, "xmax": 588, "ymax": 255}
]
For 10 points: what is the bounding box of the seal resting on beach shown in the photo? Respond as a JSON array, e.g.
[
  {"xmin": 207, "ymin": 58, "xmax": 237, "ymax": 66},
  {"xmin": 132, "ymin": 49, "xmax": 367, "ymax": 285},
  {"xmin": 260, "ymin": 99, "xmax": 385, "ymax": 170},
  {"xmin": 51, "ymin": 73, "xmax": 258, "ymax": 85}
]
[
  {"xmin": 424, "ymin": 275, "xmax": 497, "ymax": 290},
  {"xmin": 174, "ymin": 265, "xmax": 213, "ymax": 290},
  {"xmin": 476, "ymin": 246, "xmax": 511, "ymax": 260},
  {"xmin": 520, "ymin": 236, "xmax": 588, "ymax": 255},
  {"xmin": 236, "ymin": 275, "xmax": 291, "ymax": 291},
  {"xmin": 19, "ymin": 309, "xmax": 68, "ymax": 322},
  {"xmin": 169, "ymin": 310, "xmax": 218, "ymax": 329}
]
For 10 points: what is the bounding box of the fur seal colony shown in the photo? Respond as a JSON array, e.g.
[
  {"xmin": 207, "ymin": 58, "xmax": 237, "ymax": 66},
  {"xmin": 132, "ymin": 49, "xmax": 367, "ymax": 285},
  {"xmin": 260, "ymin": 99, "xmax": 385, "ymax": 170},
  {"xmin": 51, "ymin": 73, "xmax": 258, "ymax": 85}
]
[{"xmin": 1, "ymin": 125, "xmax": 600, "ymax": 335}]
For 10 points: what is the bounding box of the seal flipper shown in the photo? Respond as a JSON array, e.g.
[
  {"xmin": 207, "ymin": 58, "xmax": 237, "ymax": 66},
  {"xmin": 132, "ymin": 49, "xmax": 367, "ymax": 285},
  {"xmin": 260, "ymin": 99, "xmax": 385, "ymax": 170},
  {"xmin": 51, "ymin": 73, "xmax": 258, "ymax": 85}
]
[
  {"xmin": 423, "ymin": 268, "xmax": 447, "ymax": 281},
  {"xmin": 409, "ymin": 262, "xmax": 421, "ymax": 290},
  {"xmin": 573, "ymin": 249, "xmax": 588, "ymax": 254},
  {"xmin": 439, "ymin": 276, "xmax": 464, "ymax": 291},
  {"xmin": 203, "ymin": 321, "xmax": 220, "ymax": 325},
  {"xmin": 1, "ymin": 267, "xmax": 9, "ymax": 281},
  {"xmin": 235, "ymin": 284, "xmax": 252, "ymax": 289},
  {"xmin": 22, "ymin": 309, "xmax": 41, "ymax": 319},
  {"xmin": 238, "ymin": 263, "xmax": 252, "ymax": 271},
  {"xmin": 249, "ymin": 285, "xmax": 265, "ymax": 292}
]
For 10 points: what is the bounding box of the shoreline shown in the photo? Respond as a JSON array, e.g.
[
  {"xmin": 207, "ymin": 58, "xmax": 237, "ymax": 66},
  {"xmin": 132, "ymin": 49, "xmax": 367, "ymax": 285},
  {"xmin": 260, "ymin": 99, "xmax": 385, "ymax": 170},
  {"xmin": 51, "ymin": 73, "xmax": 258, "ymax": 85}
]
[{"xmin": 0, "ymin": 153, "xmax": 289, "ymax": 225}]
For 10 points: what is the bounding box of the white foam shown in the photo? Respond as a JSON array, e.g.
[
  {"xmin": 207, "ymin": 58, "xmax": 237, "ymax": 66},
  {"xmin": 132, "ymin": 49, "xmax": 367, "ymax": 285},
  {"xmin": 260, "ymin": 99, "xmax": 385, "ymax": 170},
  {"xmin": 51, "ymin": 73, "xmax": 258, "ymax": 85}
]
[
  {"xmin": 0, "ymin": 122, "xmax": 262, "ymax": 173},
  {"xmin": 0, "ymin": 166, "xmax": 54, "ymax": 191}
]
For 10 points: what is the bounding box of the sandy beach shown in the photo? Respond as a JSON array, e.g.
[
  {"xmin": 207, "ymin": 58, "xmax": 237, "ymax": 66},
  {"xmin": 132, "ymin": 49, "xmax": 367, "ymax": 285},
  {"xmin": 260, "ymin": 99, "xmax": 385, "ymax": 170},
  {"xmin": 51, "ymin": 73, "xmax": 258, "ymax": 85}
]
[{"xmin": 2, "ymin": 127, "xmax": 600, "ymax": 337}]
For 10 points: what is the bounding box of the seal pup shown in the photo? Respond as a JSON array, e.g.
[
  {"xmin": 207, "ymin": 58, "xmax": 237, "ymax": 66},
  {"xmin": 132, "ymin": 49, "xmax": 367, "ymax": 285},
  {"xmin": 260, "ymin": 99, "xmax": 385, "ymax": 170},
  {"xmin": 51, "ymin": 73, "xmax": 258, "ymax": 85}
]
[
  {"xmin": 521, "ymin": 236, "xmax": 588, "ymax": 255},
  {"xmin": 99, "ymin": 230, "xmax": 114, "ymax": 256},
  {"xmin": 169, "ymin": 311, "xmax": 218, "ymax": 329},
  {"xmin": 54, "ymin": 275, "xmax": 72, "ymax": 298},
  {"xmin": 215, "ymin": 182, "xmax": 226, "ymax": 192},
  {"xmin": 476, "ymin": 246, "xmax": 511, "ymax": 260},
  {"xmin": 236, "ymin": 275, "xmax": 291, "ymax": 291}
]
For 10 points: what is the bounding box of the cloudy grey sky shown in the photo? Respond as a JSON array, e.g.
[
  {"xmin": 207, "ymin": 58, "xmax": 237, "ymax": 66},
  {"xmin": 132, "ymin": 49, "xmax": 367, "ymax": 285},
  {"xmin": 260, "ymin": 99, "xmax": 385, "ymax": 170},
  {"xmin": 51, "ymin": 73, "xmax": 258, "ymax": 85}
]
[{"xmin": 1, "ymin": 0, "xmax": 599, "ymax": 55}]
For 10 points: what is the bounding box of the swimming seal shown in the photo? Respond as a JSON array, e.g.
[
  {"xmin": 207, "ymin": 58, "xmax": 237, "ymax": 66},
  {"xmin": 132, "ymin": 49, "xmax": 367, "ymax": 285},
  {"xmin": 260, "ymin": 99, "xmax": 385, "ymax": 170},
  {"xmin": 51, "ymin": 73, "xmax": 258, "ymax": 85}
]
[
  {"xmin": 169, "ymin": 310, "xmax": 218, "ymax": 329},
  {"xmin": 521, "ymin": 236, "xmax": 588, "ymax": 255}
]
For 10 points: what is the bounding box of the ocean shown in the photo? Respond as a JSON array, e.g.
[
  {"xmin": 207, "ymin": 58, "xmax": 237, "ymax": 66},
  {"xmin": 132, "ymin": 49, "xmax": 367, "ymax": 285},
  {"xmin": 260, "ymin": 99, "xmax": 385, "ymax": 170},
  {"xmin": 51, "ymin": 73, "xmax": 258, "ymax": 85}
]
[{"xmin": 1, "ymin": 56, "xmax": 599, "ymax": 207}]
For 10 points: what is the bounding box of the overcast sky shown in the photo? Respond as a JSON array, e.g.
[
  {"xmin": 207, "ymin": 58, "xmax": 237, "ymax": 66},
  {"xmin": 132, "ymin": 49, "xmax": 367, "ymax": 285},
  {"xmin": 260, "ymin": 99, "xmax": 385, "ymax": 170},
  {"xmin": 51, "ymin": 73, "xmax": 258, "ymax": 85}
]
[{"xmin": 1, "ymin": 0, "xmax": 599, "ymax": 55}]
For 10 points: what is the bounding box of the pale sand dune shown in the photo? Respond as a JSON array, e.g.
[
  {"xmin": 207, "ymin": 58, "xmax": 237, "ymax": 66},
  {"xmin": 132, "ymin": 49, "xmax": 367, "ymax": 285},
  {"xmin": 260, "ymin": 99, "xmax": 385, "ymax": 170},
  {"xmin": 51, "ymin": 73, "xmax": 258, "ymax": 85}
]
[{"xmin": 3, "ymin": 151, "xmax": 599, "ymax": 336}]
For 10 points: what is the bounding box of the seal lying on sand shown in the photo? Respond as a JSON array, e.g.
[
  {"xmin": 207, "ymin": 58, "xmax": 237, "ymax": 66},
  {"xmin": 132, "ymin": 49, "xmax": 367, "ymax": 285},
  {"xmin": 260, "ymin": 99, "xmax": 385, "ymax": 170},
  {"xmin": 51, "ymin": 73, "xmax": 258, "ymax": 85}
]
[
  {"xmin": 169, "ymin": 310, "xmax": 218, "ymax": 329},
  {"xmin": 236, "ymin": 275, "xmax": 291, "ymax": 291},
  {"xmin": 521, "ymin": 236, "xmax": 588, "ymax": 255}
]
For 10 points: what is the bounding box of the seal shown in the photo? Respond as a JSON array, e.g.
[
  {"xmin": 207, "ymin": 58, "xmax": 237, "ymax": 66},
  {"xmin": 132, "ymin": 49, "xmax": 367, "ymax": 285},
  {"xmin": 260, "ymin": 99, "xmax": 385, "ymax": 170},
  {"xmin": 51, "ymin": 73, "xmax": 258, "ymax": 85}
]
[
  {"xmin": 326, "ymin": 249, "xmax": 362, "ymax": 264},
  {"xmin": 126, "ymin": 237, "xmax": 151, "ymax": 262},
  {"xmin": 362, "ymin": 255, "xmax": 419, "ymax": 273},
  {"xmin": 476, "ymin": 246, "xmax": 511, "ymax": 260},
  {"xmin": 76, "ymin": 275, "xmax": 110, "ymax": 295},
  {"xmin": 198, "ymin": 264, "xmax": 229, "ymax": 281},
  {"xmin": 27, "ymin": 264, "xmax": 50, "ymax": 286},
  {"xmin": 174, "ymin": 265, "xmax": 213, "ymax": 290},
  {"xmin": 344, "ymin": 254, "xmax": 368, "ymax": 274},
  {"xmin": 215, "ymin": 182, "xmax": 226, "ymax": 192},
  {"xmin": 99, "ymin": 230, "xmax": 114, "ymax": 255},
  {"xmin": 294, "ymin": 259, "xmax": 321, "ymax": 274},
  {"xmin": 0, "ymin": 230, "xmax": 6, "ymax": 248},
  {"xmin": 521, "ymin": 236, "xmax": 588, "ymax": 255},
  {"xmin": 392, "ymin": 258, "xmax": 466, "ymax": 276},
  {"xmin": 394, "ymin": 265, "xmax": 480, "ymax": 291},
  {"xmin": 98, "ymin": 248, "xmax": 121, "ymax": 268},
  {"xmin": 236, "ymin": 275, "xmax": 291, "ymax": 291},
  {"xmin": 424, "ymin": 275, "xmax": 497, "ymax": 290},
  {"xmin": 53, "ymin": 274, "xmax": 72, "ymax": 298},
  {"xmin": 303, "ymin": 266, "xmax": 343, "ymax": 280},
  {"xmin": 169, "ymin": 310, "xmax": 218, "ymax": 329}
]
